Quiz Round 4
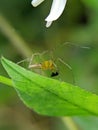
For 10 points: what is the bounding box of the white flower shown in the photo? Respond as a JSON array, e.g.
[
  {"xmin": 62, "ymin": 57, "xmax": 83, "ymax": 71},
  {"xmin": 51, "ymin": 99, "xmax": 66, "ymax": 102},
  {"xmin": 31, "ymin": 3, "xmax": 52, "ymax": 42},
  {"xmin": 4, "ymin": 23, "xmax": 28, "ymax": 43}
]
[
  {"xmin": 31, "ymin": 0, "xmax": 67, "ymax": 27},
  {"xmin": 31, "ymin": 0, "xmax": 44, "ymax": 7}
]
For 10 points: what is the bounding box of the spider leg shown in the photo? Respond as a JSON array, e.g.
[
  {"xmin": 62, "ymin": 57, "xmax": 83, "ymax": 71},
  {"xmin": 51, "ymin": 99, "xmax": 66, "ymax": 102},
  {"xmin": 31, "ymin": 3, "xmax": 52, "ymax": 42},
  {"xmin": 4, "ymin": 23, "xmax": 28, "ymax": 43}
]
[
  {"xmin": 57, "ymin": 58, "xmax": 72, "ymax": 70},
  {"xmin": 17, "ymin": 58, "xmax": 30, "ymax": 65},
  {"xmin": 28, "ymin": 53, "xmax": 41, "ymax": 69},
  {"xmin": 57, "ymin": 58, "xmax": 76, "ymax": 85}
]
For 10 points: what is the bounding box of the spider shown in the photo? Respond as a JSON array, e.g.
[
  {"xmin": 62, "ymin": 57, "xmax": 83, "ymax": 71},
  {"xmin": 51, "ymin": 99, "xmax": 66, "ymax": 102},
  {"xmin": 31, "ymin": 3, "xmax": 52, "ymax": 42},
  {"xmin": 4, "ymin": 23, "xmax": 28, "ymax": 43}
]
[
  {"xmin": 27, "ymin": 51, "xmax": 72, "ymax": 78},
  {"xmin": 18, "ymin": 43, "xmax": 89, "ymax": 84}
]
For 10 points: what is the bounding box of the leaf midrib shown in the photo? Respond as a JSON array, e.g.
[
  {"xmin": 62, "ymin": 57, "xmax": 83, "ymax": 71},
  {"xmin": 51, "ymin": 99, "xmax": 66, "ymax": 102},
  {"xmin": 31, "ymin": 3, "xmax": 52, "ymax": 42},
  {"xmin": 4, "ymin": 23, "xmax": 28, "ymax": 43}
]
[{"xmin": 3, "ymin": 58, "xmax": 98, "ymax": 115}]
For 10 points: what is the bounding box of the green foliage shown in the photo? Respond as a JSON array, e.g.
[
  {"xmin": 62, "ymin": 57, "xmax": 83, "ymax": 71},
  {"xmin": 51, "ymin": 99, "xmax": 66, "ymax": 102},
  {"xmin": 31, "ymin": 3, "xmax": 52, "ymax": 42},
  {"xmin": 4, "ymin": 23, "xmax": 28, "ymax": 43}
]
[
  {"xmin": 0, "ymin": 0, "xmax": 98, "ymax": 129},
  {"xmin": 82, "ymin": 0, "xmax": 98, "ymax": 9},
  {"xmin": 0, "ymin": 75, "xmax": 13, "ymax": 87},
  {"xmin": 1, "ymin": 57, "xmax": 98, "ymax": 116}
]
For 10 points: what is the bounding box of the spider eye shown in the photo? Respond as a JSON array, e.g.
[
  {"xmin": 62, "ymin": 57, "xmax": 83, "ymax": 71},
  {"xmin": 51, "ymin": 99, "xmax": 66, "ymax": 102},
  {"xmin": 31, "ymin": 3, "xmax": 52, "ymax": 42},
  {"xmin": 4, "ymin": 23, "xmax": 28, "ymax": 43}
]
[{"xmin": 51, "ymin": 71, "xmax": 59, "ymax": 77}]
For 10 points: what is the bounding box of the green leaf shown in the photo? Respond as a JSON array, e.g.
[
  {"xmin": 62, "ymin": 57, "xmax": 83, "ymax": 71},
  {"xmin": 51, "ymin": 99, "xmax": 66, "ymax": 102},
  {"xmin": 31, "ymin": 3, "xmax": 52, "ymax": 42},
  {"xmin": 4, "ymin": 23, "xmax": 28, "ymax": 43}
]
[{"xmin": 1, "ymin": 57, "xmax": 98, "ymax": 116}]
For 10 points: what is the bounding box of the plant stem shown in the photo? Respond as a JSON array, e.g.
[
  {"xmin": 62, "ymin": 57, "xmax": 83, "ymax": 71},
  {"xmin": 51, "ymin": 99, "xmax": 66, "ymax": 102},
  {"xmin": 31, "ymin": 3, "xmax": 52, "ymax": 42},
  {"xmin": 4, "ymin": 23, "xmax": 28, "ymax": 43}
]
[
  {"xmin": 61, "ymin": 117, "xmax": 79, "ymax": 130},
  {"xmin": 0, "ymin": 75, "xmax": 13, "ymax": 87},
  {"xmin": 0, "ymin": 14, "xmax": 33, "ymax": 58}
]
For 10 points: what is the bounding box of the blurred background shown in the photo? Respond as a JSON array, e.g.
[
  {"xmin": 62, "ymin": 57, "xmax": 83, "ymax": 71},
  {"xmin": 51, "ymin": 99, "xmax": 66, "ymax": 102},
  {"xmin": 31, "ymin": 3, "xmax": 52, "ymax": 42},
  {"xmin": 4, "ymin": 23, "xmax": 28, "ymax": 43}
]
[{"xmin": 0, "ymin": 0, "xmax": 98, "ymax": 130}]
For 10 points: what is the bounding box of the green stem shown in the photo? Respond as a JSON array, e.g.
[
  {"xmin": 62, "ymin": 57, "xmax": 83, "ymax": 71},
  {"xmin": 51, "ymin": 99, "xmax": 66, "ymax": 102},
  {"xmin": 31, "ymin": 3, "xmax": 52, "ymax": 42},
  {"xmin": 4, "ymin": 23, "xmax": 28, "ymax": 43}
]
[
  {"xmin": 0, "ymin": 75, "xmax": 13, "ymax": 87},
  {"xmin": 0, "ymin": 14, "xmax": 33, "ymax": 58},
  {"xmin": 61, "ymin": 117, "xmax": 79, "ymax": 130}
]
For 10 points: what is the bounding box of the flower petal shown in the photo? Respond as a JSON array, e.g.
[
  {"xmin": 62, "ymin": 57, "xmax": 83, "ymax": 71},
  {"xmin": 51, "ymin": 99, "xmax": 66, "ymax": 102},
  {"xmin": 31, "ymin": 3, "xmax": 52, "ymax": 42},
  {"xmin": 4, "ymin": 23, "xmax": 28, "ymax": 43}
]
[
  {"xmin": 45, "ymin": 0, "xmax": 67, "ymax": 27},
  {"xmin": 31, "ymin": 0, "xmax": 44, "ymax": 7}
]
